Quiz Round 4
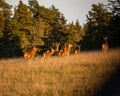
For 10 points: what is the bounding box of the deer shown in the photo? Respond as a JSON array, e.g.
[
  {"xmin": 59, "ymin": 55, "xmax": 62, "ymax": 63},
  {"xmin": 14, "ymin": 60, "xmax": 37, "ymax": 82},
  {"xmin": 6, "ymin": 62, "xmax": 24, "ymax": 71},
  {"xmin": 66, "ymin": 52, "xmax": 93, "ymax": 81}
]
[
  {"xmin": 102, "ymin": 36, "xmax": 109, "ymax": 52},
  {"xmin": 59, "ymin": 43, "xmax": 73, "ymax": 56},
  {"xmin": 65, "ymin": 43, "xmax": 73, "ymax": 56},
  {"xmin": 54, "ymin": 42, "xmax": 60, "ymax": 56},
  {"xmin": 58, "ymin": 43, "xmax": 67, "ymax": 57},
  {"xmin": 43, "ymin": 48, "xmax": 55, "ymax": 59},
  {"xmin": 75, "ymin": 45, "xmax": 81, "ymax": 55},
  {"xmin": 24, "ymin": 46, "xmax": 37, "ymax": 59},
  {"xmin": 59, "ymin": 49, "xmax": 66, "ymax": 57}
]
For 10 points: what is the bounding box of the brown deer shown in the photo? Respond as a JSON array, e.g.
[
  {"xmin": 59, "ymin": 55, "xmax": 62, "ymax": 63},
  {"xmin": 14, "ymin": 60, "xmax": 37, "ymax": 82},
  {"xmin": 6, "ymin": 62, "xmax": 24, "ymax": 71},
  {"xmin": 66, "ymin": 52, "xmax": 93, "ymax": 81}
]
[
  {"xmin": 65, "ymin": 43, "xmax": 73, "ymax": 56},
  {"xmin": 75, "ymin": 45, "xmax": 81, "ymax": 55},
  {"xmin": 59, "ymin": 43, "xmax": 73, "ymax": 56},
  {"xmin": 43, "ymin": 48, "xmax": 55, "ymax": 58},
  {"xmin": 55, "ymin": 42, "xmax": 60, "ymax": 52},
  {"xmin": 24, "ymin": 46, "xmax": 37, "ymax": 59},
  {"xmin": 58, "ymin": 43, "xmax": 67, "ymax": 57},
  {"xmin": 102, "ymin": 36, "xmax": 109, "ymax": 52},
  {"xmin": 54, "ymin": 42, "xmax": 60, "ymax": 56}
]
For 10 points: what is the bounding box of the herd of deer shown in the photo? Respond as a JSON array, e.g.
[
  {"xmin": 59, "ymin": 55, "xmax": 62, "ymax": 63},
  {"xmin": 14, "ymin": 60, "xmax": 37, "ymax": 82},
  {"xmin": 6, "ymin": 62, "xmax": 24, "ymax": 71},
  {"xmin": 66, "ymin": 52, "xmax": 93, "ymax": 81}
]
[{"xmin": 24, "ymin": 36, "xmax": 109, "ymax": 59}]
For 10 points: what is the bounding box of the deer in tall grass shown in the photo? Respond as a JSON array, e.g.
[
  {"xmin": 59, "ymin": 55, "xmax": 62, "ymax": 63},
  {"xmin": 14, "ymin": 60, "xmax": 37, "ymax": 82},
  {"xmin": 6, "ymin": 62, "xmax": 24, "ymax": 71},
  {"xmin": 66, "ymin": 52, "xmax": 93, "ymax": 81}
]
[
  {"xmin": 54, "ymin": 42, "xmax": 60, "ymax": 56},
  {"xmin": 66, "ymin": 43, "xmax": 73, "ymax": 56},
  {"xmin": 43, "ymin": 48, "xmax": 55, "ymax": 59},
  {"xmin": 102, "ymin": 36, "xmax": 109, "ymax": 52},
  {"xmin": 24, "ymin": 46, "xmax": 37, "ymax": 59},
  {"xmin": 75, "ymin": 45, "xmax": 81, "ymax": 55},
  {"xmin": 59, "ymin": 43, "xmax": 73, "ymax": 56},
  {"xmin": 58, "ymin": 43, "xmax": 67, "ymax": 57}
]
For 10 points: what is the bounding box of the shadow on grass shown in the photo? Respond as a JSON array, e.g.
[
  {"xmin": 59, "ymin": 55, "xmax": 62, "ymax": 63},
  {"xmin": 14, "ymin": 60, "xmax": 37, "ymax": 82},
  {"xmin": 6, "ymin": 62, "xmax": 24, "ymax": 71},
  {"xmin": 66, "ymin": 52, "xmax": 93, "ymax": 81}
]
[{"xmin": 95, "ymin": 63, "xmax": 120, "ymax": 96}]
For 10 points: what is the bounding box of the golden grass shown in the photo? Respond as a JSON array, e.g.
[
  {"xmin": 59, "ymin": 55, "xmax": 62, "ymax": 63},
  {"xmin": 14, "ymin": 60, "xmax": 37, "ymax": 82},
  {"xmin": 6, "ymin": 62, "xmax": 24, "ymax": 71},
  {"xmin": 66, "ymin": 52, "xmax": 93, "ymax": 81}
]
[{"xmin": 0, "ymin": 48, "xmax": 120, "ymax": 96}]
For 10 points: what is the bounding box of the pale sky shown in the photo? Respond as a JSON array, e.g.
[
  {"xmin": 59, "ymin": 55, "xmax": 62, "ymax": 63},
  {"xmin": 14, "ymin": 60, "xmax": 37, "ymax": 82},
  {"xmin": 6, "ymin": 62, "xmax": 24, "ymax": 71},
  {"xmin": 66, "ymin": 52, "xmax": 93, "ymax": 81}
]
[{"xmin": 5, "ymin": 0, "xmax": 108, "ymax": 26}]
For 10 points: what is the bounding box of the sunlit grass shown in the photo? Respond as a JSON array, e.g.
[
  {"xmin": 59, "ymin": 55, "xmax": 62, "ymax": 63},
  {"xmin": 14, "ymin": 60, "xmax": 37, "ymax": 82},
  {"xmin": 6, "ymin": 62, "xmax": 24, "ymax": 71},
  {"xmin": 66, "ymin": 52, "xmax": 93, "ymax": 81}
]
[{"xmin": 0, "ymin": 48, "xmax": 120, "ymax": 96}]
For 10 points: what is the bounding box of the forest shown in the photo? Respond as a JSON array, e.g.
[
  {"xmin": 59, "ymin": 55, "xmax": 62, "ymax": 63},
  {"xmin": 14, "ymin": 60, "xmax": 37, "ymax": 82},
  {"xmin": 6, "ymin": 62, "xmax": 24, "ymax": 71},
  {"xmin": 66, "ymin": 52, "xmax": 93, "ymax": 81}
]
[{"xmin": 0, "ymin": 0, "xmax": 120, "ymax": 58}]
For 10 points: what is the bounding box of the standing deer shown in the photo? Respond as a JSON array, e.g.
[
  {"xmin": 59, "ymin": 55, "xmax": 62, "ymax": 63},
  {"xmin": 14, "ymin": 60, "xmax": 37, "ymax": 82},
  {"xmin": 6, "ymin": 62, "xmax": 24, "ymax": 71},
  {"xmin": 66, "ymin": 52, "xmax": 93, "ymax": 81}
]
[
  {"xmin": 43, "ymin": 48, "xmax": 55, "ymax": 59},
  {"xmin": 59, "ymin": 43, "xmax": 67, "ymax": 57},
  {"xmin": 65, "ymin": 43, "xmax": 73, "ymax": 56},
  {"xmin": 59, "ymin": 43, "xmax": 73, "ymax": 56},
  {"xmin": 102, "ymin": 36, "xmax": 109, "ymax": 52},
  {"xmin": 75, "ymin": 45, "xmax": 81, "ymax": 55},
  {"xmin": 54, "ymin": 42, "xmax": 60, "ymax": 56},
  {"xmin": 24, "ymin": 46, "xmax": 37, "ymax": 59}
]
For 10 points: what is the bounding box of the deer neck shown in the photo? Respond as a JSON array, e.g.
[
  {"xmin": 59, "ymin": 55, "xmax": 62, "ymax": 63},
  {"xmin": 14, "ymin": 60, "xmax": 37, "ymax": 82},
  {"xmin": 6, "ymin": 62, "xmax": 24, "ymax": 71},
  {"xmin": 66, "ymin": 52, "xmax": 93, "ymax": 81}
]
[
  {"xmin": 66, "ymin": 46, "xmax": 71, "ymax": 52},
  {"xmin": 31, "ymin": 49, "xmax": 35, "ymax": 53},
  {"xmin": 105, "ymin": 40, "xmax": 108, "ymax": 45},
  {"xmin": 56, "ymin": 47, "xmax": 59, "ymax": 52}
]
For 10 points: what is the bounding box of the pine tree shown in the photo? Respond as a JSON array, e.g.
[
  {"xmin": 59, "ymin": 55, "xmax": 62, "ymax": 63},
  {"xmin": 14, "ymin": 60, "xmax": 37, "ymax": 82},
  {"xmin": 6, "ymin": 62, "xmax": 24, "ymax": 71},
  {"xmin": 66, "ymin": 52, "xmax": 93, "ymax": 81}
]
[
  {"xmin": 0, "ymin": 0, "xmax": 12, "ymax": 57},
  {"xmin": 28, "ymin": 0, "xmax": 50, "ymax": 53},
  {"xmin": 0, "ymin": 0, "xmax": 11, "ymax": 37},
  {"xmin": 67, "ymin": 20, "xmax": 84, "ymax": 49},
  {"xmin": 107, "ymin": 0, "xmax": 120, "ymax": 47},
  {"xmin": 14, "ymin": 0, "xmax": 36, "ymax": 52},
  {"xmin": 81, "ymin": 3, "xmax": 111, "ymax": 50},
  {"xmin": 2, "ymin": 18, "xmax": 23, "ymax": 57}
]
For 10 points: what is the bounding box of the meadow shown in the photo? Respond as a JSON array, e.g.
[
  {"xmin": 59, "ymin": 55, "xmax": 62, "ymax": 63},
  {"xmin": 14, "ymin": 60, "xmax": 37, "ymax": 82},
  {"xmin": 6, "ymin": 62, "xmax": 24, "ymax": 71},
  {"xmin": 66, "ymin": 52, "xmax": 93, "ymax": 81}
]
[{"xmin": 0, "ymin": 48, "xmax": 120, "ymax": 96}]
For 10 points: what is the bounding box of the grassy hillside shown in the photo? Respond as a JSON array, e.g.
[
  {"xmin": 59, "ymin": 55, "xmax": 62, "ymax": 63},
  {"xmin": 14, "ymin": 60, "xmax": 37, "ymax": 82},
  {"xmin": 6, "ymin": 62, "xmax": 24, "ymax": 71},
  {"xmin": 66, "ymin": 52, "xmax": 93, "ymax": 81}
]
[{"xmin": 0, "ymin": 49, "xmax": 120, "ymax": 96}]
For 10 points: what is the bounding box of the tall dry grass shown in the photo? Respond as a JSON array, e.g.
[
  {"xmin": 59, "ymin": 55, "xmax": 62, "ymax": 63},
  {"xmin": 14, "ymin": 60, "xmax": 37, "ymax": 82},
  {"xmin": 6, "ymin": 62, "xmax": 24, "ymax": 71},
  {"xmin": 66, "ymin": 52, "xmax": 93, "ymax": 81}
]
[{"xmin": 0, "ymin": 48, "xmax": 120, "ymax": 96}]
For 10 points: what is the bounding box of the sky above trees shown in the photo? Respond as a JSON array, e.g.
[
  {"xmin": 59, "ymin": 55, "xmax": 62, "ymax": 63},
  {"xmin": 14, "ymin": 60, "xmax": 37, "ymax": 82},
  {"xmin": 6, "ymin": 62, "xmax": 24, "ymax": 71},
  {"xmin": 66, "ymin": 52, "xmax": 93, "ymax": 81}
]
[{"xmin": 6, "ymin": 0, "xmax": 107, "ymax": 25}]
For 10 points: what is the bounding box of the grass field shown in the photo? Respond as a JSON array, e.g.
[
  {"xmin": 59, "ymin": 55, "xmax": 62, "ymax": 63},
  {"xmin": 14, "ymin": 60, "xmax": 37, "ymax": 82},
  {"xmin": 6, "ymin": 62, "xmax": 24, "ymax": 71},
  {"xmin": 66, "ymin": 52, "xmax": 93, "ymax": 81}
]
[{"xmin": 0, "ymin": 48, "xmax": 120, "ymax": 96}]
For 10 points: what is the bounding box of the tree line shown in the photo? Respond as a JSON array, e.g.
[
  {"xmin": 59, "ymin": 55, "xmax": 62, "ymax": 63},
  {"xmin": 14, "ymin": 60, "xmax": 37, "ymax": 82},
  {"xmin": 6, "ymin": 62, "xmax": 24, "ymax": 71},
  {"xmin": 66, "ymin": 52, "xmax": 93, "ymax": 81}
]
[
  {"xmin": 81, "ymin": 0, "xmax": 120, "ymax": 50},
  {"xmin": 0, "ymin": 0, "xmax": 119, "ymax": 58}
]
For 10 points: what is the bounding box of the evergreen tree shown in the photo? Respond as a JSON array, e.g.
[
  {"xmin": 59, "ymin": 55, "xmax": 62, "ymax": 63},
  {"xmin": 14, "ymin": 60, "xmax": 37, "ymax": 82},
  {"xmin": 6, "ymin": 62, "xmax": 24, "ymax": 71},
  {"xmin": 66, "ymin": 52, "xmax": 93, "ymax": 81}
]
[
  {"xmin": 67, "ymin": 20, "xmax": 84, "ymax": 45},
  {"xmin": 108, "ymin": 0, "xmax": 120, "ymax": 16},
  {"xmin": 81, "ymin": 3, "xmax": 111, "ymax": 50},
  {"xmin": 107, "ymin": 0, "xmax": 120, "ymax": 47},
  {"xmin": 0, "ymin": 0, "xmax": 12, "ymax": 57},
  {"xmin": 38, "ymin": 5, "xmax": 68, "ymax": 51},
  {"xmin": 0, "ymin": 0, "xmax": 11, "ymax": 37},
  {"xmin": 66, "ymin": 20, "xmax": 85, "ymax": 51},
  {"xmin": 1, "ymin": 18, "xmax": 23, "ymax": 57},
  {"xmin": 28, "ymin": 0, "xmax": 52, "ymax": 52},
  {"xmin": 14, "ymin": 1, "xmax": 32, "ymax": 50},
  {"xmin": 14, "ymin": 0, "xmax": 43, "ymax": 53},
  {"xmin": 28, "ymin": 0, "xmax": 40, "ymax": 18}
]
